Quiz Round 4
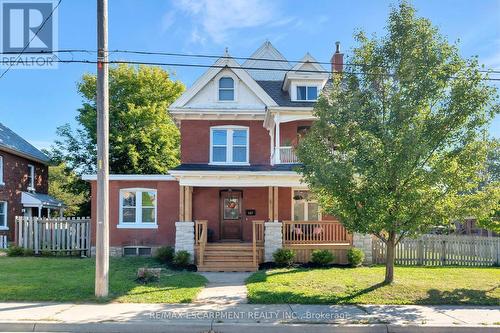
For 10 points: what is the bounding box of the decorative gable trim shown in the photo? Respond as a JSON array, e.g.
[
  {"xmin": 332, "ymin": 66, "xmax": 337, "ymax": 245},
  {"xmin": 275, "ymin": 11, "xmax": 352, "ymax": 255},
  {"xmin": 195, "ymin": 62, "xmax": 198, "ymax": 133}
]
[{"xmin": 169, "ymin": 55, "xmax": 277, "ymax": 111}]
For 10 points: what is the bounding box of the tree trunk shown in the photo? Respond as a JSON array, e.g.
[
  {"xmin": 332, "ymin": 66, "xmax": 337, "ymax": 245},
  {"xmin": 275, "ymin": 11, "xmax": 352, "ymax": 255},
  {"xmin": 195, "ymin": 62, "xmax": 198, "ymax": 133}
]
[{"xmin": 384, "ymin": 232, "xmax": 396, "ymax": 284}]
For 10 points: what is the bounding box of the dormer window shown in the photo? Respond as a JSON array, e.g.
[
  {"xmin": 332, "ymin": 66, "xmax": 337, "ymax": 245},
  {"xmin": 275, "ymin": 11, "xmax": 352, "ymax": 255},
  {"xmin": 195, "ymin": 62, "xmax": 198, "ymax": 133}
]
[
  {"xmin": 210, "ymin": 126, "xmax": 249, "ymax": 164},
  {"xmin": 296, "ymin": 86, "xmax": 318, "ymax": 101},
  {"xmin": 218, "ymin": 77, "xmax": 234, "ymax": 101}
]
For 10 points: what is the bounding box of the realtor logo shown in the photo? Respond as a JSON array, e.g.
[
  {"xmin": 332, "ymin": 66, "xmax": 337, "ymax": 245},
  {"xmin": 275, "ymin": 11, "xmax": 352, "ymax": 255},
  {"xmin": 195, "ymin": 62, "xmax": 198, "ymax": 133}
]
[{"xmin": 1, "ymin": 0, "xmax": 58, "ymax": 69}]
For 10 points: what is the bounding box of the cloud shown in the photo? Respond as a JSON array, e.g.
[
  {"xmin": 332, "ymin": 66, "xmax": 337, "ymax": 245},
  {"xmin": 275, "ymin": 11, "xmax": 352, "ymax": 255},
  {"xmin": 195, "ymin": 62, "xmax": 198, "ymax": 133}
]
[
  {"xmin": 160, "ymin": 10, "xmax": 176, "ymax": 33},
  {"xmin": 174, "ymin": 0, "xmax": 290, "ymax": 44}
]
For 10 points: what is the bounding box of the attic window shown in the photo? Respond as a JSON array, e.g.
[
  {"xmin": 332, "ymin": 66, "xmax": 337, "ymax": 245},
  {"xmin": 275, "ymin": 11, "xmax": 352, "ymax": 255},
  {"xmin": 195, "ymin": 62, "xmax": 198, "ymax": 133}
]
[
  {"xmin": 219, "ymin": 77, "xmax": 234, "ymax": 101},
  {"xmin": 296, "ymin": 86, "xmax": 318, "ymax": 101}
]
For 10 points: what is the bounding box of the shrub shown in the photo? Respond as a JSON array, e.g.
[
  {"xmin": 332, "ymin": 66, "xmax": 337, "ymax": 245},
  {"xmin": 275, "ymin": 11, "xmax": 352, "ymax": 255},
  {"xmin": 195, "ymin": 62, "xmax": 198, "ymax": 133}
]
[
  {"xmin": 41, "ymin": 250, "xmax": 53, "ymax": 257},
  {"xmin": 173, "ymin": 250, "xmax": 191, "ymax": 267},
  {"xmin": 155, "ymin": 246, "xmax": 175, "ymax": 264},
  {"xmin": 23, "ymin": 248, "xmax": 34, "ymax": 256},
  {"xmin": 311, "ymin": 249, "xmax": 335, "ymax": 266},
  {"xmin": 7, "ymin": 245, "xmax": 24, "ymax": 257},
  {"xmin": 136, "ymin": 268, "xmax": 161, "ymax": 284},
  {"xmin": 273, "ymin": 248, "xmax": 295, "ymax": 267},
  {"xmin": 347, "ymin": 247, "xmax": 365, "ymax": 267}
]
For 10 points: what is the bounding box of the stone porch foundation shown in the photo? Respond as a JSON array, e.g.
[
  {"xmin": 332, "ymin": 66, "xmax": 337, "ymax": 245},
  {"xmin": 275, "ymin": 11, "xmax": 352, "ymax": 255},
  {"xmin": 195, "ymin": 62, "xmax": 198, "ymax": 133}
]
[
  {"xmin": 175, "ymin": 221, "xmax": 195, "ymax": 262},
  {"xmin": 264, "ymin": 222, "xmax": 282, "ymax": 262},
  {"xmin": 352, "ymin": 233, "xmax": 373, "ymax": 264}
]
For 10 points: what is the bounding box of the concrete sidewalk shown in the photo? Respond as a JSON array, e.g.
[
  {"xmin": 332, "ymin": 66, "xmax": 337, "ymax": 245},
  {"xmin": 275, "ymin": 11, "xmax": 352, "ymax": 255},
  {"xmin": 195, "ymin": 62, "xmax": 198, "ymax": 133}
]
[
  {"xmin": 195, "ymin": 272, "xmax": 251, "ymax": 304},
  {"xmin": 0, "ymin": 302, "xmax": 498, "ymax": 332}
]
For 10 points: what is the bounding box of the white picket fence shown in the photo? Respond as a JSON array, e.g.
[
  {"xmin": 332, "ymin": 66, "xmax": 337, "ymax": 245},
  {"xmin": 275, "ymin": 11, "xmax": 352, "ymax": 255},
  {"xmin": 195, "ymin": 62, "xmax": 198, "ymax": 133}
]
[
  {"xmin": 373, "ymin": 234, "xmax": 500, "ymax": 266},
  {"xmin": 15, "ymin": 216, "xmax": 91, "ymax": 255},
  {"xmin": 0, "ymin": 235, "xmax": 7, "ymax": 249}
]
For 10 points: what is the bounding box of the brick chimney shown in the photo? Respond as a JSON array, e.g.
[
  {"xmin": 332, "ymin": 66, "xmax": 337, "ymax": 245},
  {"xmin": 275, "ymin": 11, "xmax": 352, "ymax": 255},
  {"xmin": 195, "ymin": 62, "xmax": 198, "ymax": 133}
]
[{"xmin": 331, "ymin": 41, "xmax": 343, "ymax": 73}]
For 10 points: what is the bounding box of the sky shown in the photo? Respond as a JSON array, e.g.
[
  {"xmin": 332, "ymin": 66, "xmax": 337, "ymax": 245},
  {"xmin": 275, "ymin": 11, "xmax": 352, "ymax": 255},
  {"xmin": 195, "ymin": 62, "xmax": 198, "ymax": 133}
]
[{"xmin": 0, "ymin": 0, "xmax": 499, "ymax": 150}]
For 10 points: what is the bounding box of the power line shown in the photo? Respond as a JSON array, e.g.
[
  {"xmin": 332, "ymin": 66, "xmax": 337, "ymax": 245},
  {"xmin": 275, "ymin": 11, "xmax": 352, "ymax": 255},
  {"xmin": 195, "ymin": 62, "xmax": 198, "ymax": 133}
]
[
  {"xmin": 0, "ymin": 0, "xmax": 62, "ymax": 79},
  {"xmin": 2, "ymin": 48, "xmax": 500, "ymax": 74},
  {"xmin": 5, "ymin": 58, "xmax": 498, "ymax": 81}
]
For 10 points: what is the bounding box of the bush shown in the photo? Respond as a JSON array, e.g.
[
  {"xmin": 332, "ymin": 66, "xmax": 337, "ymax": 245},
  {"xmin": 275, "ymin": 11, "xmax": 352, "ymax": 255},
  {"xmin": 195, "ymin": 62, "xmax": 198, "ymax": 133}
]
[
  {"xmin": 273, "ymin": 248, "xmax": 295, "ymax": 267},
  {"xmin": 173, "ymin": 250, "xmax": 191, "ymax": 267},
  {"xmin": 311, "ymin": 250, "xmax": 335, "ymax": 266},
  {"xmin": 155, "ymin": 246, "xmax": 175, "ymax": 264},
  {"xmin": 136, "ymin": 268, "xmax": 161, "ymax": 284},
  {"xmin": 23, "ymin": 248, "xmax": 34, "ymax": 256},
  {"xmin": 7, "ymin": 245, "xmax": 24, "ymax": 257},
  {"xmin": 41, "ymin": 250, "xmax": 53, "ymax": 257},
  {"xmin": 347, "ymin": 247, "xmax": 365, "ymax": 267}
]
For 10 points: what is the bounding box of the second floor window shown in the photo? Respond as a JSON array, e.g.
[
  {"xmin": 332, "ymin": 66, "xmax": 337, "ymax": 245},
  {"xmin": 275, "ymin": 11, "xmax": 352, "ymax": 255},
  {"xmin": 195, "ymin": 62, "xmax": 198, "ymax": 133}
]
[
  {"xmin": 296, "ymin": 86, "xmax": 318, "ymax": 101},
  {"xmin": 210, "ymin": 126, "xmax": 249, "ymax": 164},
  {"xmin": 219, "ymin": 77, "xmax": 234, "ymax": 101},
  {"xmin": 27, "ymin": 164, "xmax": 35, "ymax": 190}
]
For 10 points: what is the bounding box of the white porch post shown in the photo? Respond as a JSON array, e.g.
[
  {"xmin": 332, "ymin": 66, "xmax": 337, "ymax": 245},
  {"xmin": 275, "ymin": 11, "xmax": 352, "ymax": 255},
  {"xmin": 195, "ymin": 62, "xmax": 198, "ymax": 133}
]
[
  {"xmin": 274, "ymin": 114, "xmax": 280, "ymax": 164},
  {"xmin": 38, "ymin": 205, "xmax": 42, "ymax": 218},
  {"xmin": 47, "ymin": 208, "xmax": 51, "ymax": 218},
  {"xmin": 269, "ymin": 122, "xmax": 275, "ymax": 165},
  {"xmin": 60, "ymin": 208, "xmax": 64, "ymax": 217}
]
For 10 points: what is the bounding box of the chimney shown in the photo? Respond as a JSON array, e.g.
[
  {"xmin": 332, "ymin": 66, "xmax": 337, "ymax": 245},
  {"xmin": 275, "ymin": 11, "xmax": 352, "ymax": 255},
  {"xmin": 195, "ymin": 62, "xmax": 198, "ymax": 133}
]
[{"xmin": 331, "ymin": 41, "xmax": 343, "ymax": 73}]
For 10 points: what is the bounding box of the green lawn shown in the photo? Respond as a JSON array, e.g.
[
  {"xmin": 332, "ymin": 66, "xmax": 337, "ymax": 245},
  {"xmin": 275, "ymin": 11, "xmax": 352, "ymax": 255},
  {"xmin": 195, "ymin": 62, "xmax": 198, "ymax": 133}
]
[
  {"xmin": 0, "ymin": 257, "xmax": 207, "ymax": 303},
  {"xmin": 246, "ymin": 266, "xmax": 500, "ymax": 305}
]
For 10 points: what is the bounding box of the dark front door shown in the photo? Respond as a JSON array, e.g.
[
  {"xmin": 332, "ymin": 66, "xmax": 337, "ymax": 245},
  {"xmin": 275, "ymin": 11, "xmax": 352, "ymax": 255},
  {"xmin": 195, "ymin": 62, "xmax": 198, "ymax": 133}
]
[{"xmin": 220, "ymin": 190, "xmax": 243, "ymax": 240}]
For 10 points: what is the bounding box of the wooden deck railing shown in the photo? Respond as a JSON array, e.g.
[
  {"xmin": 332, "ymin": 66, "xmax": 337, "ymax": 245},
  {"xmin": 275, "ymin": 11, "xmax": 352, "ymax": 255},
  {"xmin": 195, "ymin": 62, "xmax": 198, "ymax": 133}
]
[
  {"xmin": 252, "ymin": 220, "xmax": 265, "ymax": 266},
  {"xmin": 194, "ymin": 220, "xmax": 207, "ymax": 265},
  {"xmin": 283, "ymin": 220, "xmax": 352, "ymax": 245}
]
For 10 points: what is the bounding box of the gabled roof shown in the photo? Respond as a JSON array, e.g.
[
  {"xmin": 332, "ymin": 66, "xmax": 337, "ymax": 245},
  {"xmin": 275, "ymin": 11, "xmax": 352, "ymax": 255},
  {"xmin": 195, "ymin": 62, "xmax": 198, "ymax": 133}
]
[
  {"xmin": 170, "ymin": 50, "xmax": 277, "ymax": 110},
  {"xmin": 0, "ymin": 122, "xmax": 49, "ymax": 164},
  {"xmin": 243, "ymin": 41, "xmax": 291, "ymax": 81}
]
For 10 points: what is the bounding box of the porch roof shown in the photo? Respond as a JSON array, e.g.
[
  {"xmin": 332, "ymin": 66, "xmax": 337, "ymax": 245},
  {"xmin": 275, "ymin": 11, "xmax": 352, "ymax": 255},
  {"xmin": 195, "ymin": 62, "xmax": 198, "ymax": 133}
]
[{"xmin": 21, "ymin": 192, "xmax": 65, "ymax": 209}]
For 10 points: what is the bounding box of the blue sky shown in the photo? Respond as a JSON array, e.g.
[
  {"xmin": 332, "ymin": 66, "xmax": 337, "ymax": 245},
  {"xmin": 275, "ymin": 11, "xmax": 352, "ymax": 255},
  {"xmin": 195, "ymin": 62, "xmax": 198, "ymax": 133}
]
[{"xmin": 0, "ymin": 0, "xmax": 499, "ymax": 150}]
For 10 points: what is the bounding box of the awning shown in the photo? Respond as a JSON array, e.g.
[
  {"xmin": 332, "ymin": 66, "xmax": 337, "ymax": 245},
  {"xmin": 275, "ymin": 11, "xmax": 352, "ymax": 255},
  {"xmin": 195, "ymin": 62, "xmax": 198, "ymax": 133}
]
[{"xmin": 21, "ymin": 192, "xmax": 65, "ymax": 209}]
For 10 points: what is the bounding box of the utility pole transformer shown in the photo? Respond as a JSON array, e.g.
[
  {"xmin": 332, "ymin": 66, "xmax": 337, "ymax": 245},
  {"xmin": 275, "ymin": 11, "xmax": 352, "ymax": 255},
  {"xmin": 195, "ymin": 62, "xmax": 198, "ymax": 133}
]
[{"xmin": 95, "ymin": 0, "xmax": 109, "ymax": 297}]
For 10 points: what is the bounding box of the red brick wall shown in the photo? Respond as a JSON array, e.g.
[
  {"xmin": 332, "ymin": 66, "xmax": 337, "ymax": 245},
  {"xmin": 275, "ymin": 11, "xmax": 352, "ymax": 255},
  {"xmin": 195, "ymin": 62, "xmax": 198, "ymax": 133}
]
[
  {"xmin": 0, "ymin": 150, "xmax": 48, "ymax": 240},
  {"xmin": 90, "ymin": 180, "xmax": 179, "ymax": 247},
  {"xmin": 279, "ymin": 120, "xmax": 313, "ymax": 146},
  {"xmin": 180, "ymin": 120, "xmax": 270, "ymax": 165}
]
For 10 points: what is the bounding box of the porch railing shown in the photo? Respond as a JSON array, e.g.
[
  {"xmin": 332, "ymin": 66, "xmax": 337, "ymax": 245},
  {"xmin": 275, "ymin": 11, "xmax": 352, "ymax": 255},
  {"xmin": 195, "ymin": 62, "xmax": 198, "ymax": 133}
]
[
  {"xmin": 252, "ymin": 220, "xmax": 265, "ymax": 266},
  {"xmin": 273, "ymin": 146, "xmax": 299, "ymax": 164},
  {"xmin": 283, "ymin": 220, "xmax": 352, "ymax": 245},
  {"xmin": 195, "ymin": 220, "xmax": 207, "ymax": 265}
]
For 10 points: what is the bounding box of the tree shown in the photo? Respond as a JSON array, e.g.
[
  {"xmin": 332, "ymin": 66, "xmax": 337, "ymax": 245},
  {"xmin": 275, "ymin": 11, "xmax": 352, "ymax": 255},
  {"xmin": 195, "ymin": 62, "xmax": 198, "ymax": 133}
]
[
  {"xmin": 52, "ymin": 64, "xmax": 185, "ymax": 175},
  {"xmin": 48, "ymin": 162, "xmax": 89, "ymax": 216},
  {"xmin": 297, "ymin": 2, "xmax": 499, "ymax": 283}
]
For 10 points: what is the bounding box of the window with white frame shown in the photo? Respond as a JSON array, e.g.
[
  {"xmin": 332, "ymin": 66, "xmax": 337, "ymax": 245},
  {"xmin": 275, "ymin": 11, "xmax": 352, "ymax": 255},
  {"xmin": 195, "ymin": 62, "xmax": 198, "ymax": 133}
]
[
  {"xmin": 218, "ymin": 77, "xmax": 234, "ymax": 101},
  {"xmin": 0, "ymin": 155, "xmax": 4, "ymax": 185},
  {"xmin": 119, "ymin": 189, "xmax": 157, "ymax": 228},
  {"xmin": 0, "ymin": 201, "xmax": 7, "ymax": 229},
  {"xmin": 296, "ymin": 86, "xmax": 318, "ymax": 101},
  {"xmin": 292, "ymin": 190, "xmax": 321, "ymax": 221},
  {"xmin": 27, "ymin": 164, "xmax": 35, "ymax": 190},
  {"xmin": 210, "ymin": 126, "xmax": 249, "ymax": 164}
]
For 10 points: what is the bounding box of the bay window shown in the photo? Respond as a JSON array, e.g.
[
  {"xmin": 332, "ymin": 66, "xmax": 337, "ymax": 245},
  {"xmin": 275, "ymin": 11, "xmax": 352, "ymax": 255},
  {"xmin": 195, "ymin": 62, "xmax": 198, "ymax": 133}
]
[
  {"xmin": 210, "ymin": 126, "xmax": 249, "ymax": 164},
  {"xmin": 119, "ymin": 189, "xmax": 157, "ymax": 228}
]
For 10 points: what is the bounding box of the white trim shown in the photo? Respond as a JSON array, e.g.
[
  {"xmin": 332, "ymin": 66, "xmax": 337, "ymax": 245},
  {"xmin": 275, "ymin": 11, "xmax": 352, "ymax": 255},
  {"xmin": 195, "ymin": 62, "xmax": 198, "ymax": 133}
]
[
  {"xmin": 209, "ymin": 126, "xmax": 249, "ymax": 165},
  {"xmin": 0, "ymin": 155, "xmax": 4, "ymax": 185},
  {"xmin": 169, "ymin": 55, "xmax": 277, "ymax": 110},
  {"xmin": 0, "ymin": 201, "xmax": 7, "ymax": 229},
  {"xmin": 118, "ymin": 188, "xmax": 158, "ymax": 228},
  {"xmin": 82, "ymin": 174, "xmax": 176, "ymax": 181},
  {"xmin": 291, "ymin": 188, "xmax": 321, "ymax": 221},
  {"xmin": 27, "ymin": 164, "xmax": 35, "ymax": 191},
  {"xmin": 169, "ymin": 170, "xmax": 303, "ymax": 187}
]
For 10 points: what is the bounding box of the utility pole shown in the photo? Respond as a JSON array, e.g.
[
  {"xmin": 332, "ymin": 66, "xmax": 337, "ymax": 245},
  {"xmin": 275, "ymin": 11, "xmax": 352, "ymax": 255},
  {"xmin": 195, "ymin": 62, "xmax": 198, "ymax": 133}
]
[{"xmin": 95, "ymin": 0, "xmax": 109, "ymax": 297}]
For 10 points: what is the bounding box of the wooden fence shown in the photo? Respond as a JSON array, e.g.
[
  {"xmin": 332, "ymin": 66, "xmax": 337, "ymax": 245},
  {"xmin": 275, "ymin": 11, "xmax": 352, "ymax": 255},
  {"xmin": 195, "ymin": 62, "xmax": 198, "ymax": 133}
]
[
  {"xmin": 15, "ymin": 216, "xmax": 91, "ymax": 255},
  {"xmin": 373, "ymin": 234, "xmax": 500, "ymax": 266},
  {"xmin": 0, "ymin": 235, "xmax": 7, "ymax": 249}
]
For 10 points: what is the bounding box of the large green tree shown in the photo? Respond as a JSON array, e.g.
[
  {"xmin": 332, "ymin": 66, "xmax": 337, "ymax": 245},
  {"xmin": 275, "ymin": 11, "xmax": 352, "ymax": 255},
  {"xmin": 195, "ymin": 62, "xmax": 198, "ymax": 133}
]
[
  {"xmin": 48, "ymin": 162, "xmax": 89, "ymax": 216},
  {"xmin": 297, "ymin": 2, "xmax": 498, "ymax": 283},
  {"xmin": 53, "ymin": 64, "xmax": 185, "ymax": 175}
]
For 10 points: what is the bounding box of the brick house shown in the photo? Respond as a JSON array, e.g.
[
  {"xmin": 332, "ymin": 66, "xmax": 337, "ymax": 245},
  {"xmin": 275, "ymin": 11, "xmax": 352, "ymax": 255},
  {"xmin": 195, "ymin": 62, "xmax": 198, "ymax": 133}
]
[
  {"xmin": 0, "ymin": 123, "xmax": 65, "ymax": 243},
  {"xmin": 84, "ymin": 42, "xmax": 373, "ymax": 270}
]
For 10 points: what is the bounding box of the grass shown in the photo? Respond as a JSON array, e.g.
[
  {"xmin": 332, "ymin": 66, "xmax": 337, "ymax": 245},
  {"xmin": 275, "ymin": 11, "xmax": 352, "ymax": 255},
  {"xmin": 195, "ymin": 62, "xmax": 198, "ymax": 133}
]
[
  {"xmin": 246, "ymin": 266, "xmax": 500, "ymax": 305},
  {"xmin": 0, "ymin": 256, "xmax": 207, "ymax": 303}
]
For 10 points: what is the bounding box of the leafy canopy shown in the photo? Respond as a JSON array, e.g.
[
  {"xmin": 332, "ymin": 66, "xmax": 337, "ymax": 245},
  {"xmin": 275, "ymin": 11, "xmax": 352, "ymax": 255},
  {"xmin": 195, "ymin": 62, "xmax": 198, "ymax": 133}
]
[
  {"xmin": 297, "ymin": 2, "xmax": 499, "ymax": 243},
  {"xmin": 52, "ymin": 64, "xmax": 185, "ymax": 174}
]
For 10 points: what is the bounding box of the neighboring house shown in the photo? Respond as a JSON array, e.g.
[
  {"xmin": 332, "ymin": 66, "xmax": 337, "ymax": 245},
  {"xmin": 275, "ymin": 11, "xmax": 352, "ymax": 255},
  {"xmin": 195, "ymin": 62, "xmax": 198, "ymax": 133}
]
[
  {"xmin": 0, "ymin": 123, "xmax": 65, "ymax": 243},
  {"xmin": 84, "ymin": 41, "xmax": 365, "ymax": 270}
]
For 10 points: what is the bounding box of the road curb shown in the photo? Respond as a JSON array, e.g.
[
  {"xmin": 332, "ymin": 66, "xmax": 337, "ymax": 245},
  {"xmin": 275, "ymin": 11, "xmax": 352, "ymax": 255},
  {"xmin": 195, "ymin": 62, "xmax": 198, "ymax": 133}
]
[{"xmin": 0, "ymin": 321, "xmax": 499, "ymax": 333}]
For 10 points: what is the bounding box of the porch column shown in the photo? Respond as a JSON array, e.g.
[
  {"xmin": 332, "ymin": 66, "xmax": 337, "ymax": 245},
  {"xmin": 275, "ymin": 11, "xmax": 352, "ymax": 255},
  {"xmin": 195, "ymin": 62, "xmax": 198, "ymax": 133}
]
[
  {"xmin": 274, "ymin": 114, "xmax": 280, "ymax": 164},
  {"xmin": 38, "ymin": 205, "xmax": 42, "ymax": 218},
  {"xmin": 268, "ymin": 186, "xmax": 273, "ymax": 221},
  {"xmin": 264, "ymin": 222, "xmax": 282, "ymax": 262},
  {"xmin": 269, "ymin": 123, "xmax": 275, "ymax": 165},
  {"xmin": 353, "ymin": 233, "xmax": 373, "ymax": 265},
  {"xmin": 273, "ymin": 186, "xmax": 279, "ymax": 222},
  {"xmin": 175, "ymin": 185, "xmax": 194, "ymax": 261}
]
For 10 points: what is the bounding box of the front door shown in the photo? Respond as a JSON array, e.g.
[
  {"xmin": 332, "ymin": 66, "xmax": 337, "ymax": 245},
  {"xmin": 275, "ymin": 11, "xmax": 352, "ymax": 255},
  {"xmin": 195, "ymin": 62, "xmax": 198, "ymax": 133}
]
[{"xmin": 220, "ymin": 190, "xmax": 243, "ymax": 240}]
